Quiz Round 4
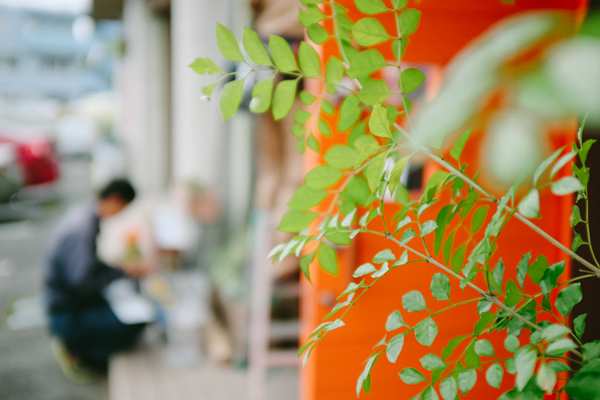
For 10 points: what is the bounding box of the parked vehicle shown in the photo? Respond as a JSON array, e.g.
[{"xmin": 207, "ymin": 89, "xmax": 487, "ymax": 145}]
[
  {"xmin": 0, "ymin": 129, "xmax": 60, "ymax": 186},
  {"xmin": 0, "ymin": 142, "xmax": 23, "ymax": 202}
]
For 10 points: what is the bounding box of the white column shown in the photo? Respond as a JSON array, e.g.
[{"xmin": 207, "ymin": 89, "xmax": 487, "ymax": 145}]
[
  {"xmin": 170, "ymin": 0, "xmax": 230, "ymax": 188},
  {"xmin": 120, "ymin": 0, "xmax": 170, "ymax": 194}
]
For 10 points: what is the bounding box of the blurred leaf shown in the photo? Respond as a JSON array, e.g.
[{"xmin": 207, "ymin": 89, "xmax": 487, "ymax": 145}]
[
  {"xmin": 537, "ymin": 362, "xmax": 557, "ymax": 395},
  {"xmin": 486, "ymin": 363, "xmax": 504, "ymax": 389},
  {"xmin": 278, "ymin": 209, "xmax": 318, "ymax": 233},
  {"xmin": 449, "ymin": 129, "xmax": 471, "ymax": 163},
  {"xmin": 528, "ymin": 255, "xmax": 549, "ymax": 284},
  {"xmin": 400, "ymin": 68, "xmax": 425, "ymax": 93},
  {"xmin": 555, "ymin": 283, "xmax": 582, "ymax": 318},
  {"xmin": 299, "ymin": 42, "xmax": 321, "ymax": 77},
  {"xmin": 368, "ymin": 104, "xmax": 392, "ymax": 138},
  {"xmin": 442, "ymin": 335, "xmax": 469, "ymax": 360},
  {"xmin": 358, "ymin": 77, "xmax": 392, "ymax": 105},
  {"xmin": 305, "ymin": 165, "xmax": 343, "ymax": 189},
  {"xmin": 326, "ymin": 56, "xmax": 344, "ymax": 85},
  {"xmin": 471, "ymin": 207, "xmax": 488, "ymax": 233},
  {"xmin": 307, "ymin": 23, "xmax": 329, "ymax": 44},
  {"xmin": 574, "ymin": 314, "xmax": 587, "ymax": 338},
  {"xmin": 546, "ymin": 338, "xmax": 577, "ymax": 356},
  {"xmin": 551, "ymin": 177, "xmax": 584, "ymax": 196},
  {"xmin": 397, "ymin": 8, "xmax": 421, "ymax": 36},
  {"xmin": 515, "ymin": 349, "xmax": 536, "ymax": 391},
  {"xmin": 415, "ymin": 317, "xmax": 438, "ymax": 346},
  {"xmin": 299, "ymin": 6, "xmax": 325, "ymax": 27},
  {"xmin": 216, "ymin": 23, "xmax": 244, "ymax": 62},
  {"xmin": 430, "ymin": 273, "xmax": 450, "ymax": 301},
  {"xmin": 386, "ymin": 334, "xmax": 405, "ymax": 363},
  {"xmin": 505, "ymin": 335, "xmax": 519, "ymax": 353},
  {"xmin": 550, "ymin": 151, "xmax": 577, "ymax": 178},
  {"xmin": 272, "ymin": 79, "xmax": 298, "ymax": 120},
  {"xmin": 269, "ymin": 35, "xmax": 298, "ymax": 72},
  {"xmin": 338, "ymin": 95, "xmax": 362, "ymax": 131},
  {"xmin": 458, "ymin": 369, "xmax": 477, "ymax": 395},
  {"xmin": 243, "ymin": 28, "xmax": 271, "ymax": 65},
  {"xmin": 355, "ymin": 0, "xmax": 391, "ymax": 14},
  {"xmin": 348, "ymin": 49, "xmax": 388, "ymax": 78},
  {"xmin": 188, "ymin": 57, "xmax": 222, "ymax": 75},
  {"xmin": 440, "ymin": 377, "xmax": 458, "ymax": 400},
  {"xmin": 351, "ymin": 18, "xmax": 391, "ymax": 46},
  {"xmin": 318, "ymin": 242, "xmax": 338, "ymax": 275},
  {"xmin": 420, "ymin": 353, "xmax": 446, "ymax": 370},
  {"xmin": 389, "ymin": 156, "xmax": 410, "ymax": 196},
  {"xmin": 475, "ymin": 339, "xmax": 495, "ymax": 356},
  {"xmin": 249, "ymin": 77, "xmax": 274, "ymax": 113},
  {"xmin": 518, "ymin": 189, "xmax": 540, "ymax": 218},
  {"xmin": 533, "ymin": 147, "xmax": 563, "ymax": 186},
  {"xmin": 399, "ymin": 368, "xmax": 427, "ymax": 384},
  {"xmin": 353, "ymin": 263, "xmax": 377, "ymax": 278},
  {"xmin": 367, "ymin": 153, "xmax": 387, "ymax": 191},
  {"xmin": 325, "ymin": 145, "xmax": 359, "ymax": 169},
  {"xmin": 218, "ymin": 78, "xmax": 245, "ymax": 120}
]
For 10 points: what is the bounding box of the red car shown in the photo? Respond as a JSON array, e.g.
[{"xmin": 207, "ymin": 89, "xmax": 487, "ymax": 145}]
[{"xmin": 0, "ymin": 130, "xmax": 60, "ymax": 186}]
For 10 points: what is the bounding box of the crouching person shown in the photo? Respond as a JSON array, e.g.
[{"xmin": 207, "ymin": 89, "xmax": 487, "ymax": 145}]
[{"xmin": 44, "ymin": 179, "xmax": 147, "ymax": 382}]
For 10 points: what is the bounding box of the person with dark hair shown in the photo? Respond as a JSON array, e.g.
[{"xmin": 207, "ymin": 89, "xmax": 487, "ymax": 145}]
[{"xmin": 44, "ymin": 178, "xmax": 147, "ymax": 382}]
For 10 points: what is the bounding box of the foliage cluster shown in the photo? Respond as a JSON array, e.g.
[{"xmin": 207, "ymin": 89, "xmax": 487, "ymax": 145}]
[{"xmin": 190, "ymin": 1, "xmax": 600, "ymax": 399}]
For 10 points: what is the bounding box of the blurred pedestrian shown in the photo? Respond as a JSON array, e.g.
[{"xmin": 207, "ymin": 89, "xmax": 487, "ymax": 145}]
[{"xmin": 44, "ymin": 179, "xmax": 147, "ymax": 381}]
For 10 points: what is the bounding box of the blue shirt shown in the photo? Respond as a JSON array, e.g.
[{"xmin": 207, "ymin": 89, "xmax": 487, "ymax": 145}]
[{"xmin": 44, "ymin": 204, "xmax": 125, "ymax": 314}]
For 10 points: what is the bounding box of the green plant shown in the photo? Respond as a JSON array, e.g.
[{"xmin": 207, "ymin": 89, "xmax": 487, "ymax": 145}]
[{"xmin": 190, "ymin": 1, "xmax": 600, "ymax": 399}]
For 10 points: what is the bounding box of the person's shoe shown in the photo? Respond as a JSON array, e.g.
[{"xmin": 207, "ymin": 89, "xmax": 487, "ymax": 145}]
[{"xmin": 50, "ymin": 337, "xmax": 100, "ymax": 384}]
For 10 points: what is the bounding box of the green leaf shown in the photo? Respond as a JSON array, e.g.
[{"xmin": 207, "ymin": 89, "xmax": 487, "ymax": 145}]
[
  {"xmin": 392, "ymin": 37, "xmax": 409, "ymax": 60},
  {"xmin": 528, "ymin": 255, "xmax": 549, "ymax": 284},
  {"xmin": 307, "ymin": 23, "xmax": 329, "ymax": 44},
  {"xmin": 486, "ymin": 363, "xmax": 504, "ymax": 389},
  {"xmin": 449, "ymin": 129, "xmax": 471, "ymax": 163},
  {"xmin": 355, "ymin": 0, "xmax": 391, "ymax": 14},
  {"xmin": 582, "ymin": 341, "xmax": 600, "ymax": 362},
  {"xmin": 299, "ymin": 5, "xmax": 326, "ymax": 27},
  {"xmin": 505, "ymin": 335, "xmax": 519, "ymax": 353},
  {"xmin": 442, "ymin": 336, "xmax": 469, "ymax": 360},
  {"xmin": 574, "ymin": 314, "xmax": 586, "ymax": 338},
  {"xmin": 351, "ymin": 18, "xmax": 390, "ymax": 46},
  {"xmin": 325, "ymin": 56, "xmax": 344, "ymax": 85},
  {"xmin": 299, "ymin": 42, "xmax": 321, "ymax": 77},
  {"xmin": 474, "ymin": 340, "xmax": 495, "ymax": 357},
  {"xmin": 346, "ymin": 176, "xmax": 370, "ymax": 206},
  {"xmin": 539, "ymin": 261, "xmax": 565, "ymax": 296},
  {"xmin": 465, "ymin": 341, "xmax": 480, "ymax": 369},
  {"xmin": 430, "ymin": 273, "xmax": 450, "ymax": 302},
  {"xmin": 444, "ymin": 230, "xmax": 458, "ymax": 264},
  {"xmin": 572, "ymin": 232, "xmax": 586, "ymax": 252},
  {"xmin": 269, "ymin": 35, "xmax": 298, "ymax": 73},
  {"xmin": 216, "ymin": 23, "xmax": 244, "ymax": 62},
  {"xmin": 399, "ymin": 368, "xmax": 427, "ymax": 385},
  {"xmin": 516, "ymin": 253, "xmax": 531, "ymax": 288},
  {"xmin": 515, "ymin": 349, "xmax": 536, "ymax": 391},
  {"xmin": 473, "ymin": 312, "xmax": 495, "ymax": 336},
  {"xmin": 551, "ymin": 177, "xmax": 585, "ymax": 196},
  {"xmin": 478, "ymin": 300, "xmax": 492, "ymax": 314},
  {"xmin": 505, "ymin": 280, "xmax": 523, "ymax": 307},
  {"xmin": 373, "ymin": 249, "xmax": 395, "ymax": 263},
  {"xmin": 518, "ymin": 189, "xmax": 540, "ymax": 218},
  {"xmin": 546, "ymin": 338, "xmax": 577, "ymax": 356},
  {"xmin": 415, "ymin": 317, "xmax": 438, "ymax": 346},
  {"xmin": 400, "ymin": 68, "xmax": 425, "ymax": 94},
  {"xmin": 451, "ymin": 244, "xmax": 466, "ymax": 274},
  {"xmin": 369, "ymin": 104, "xmax": 392, "ymax": 138},
  {"xmin": 397, "ymin": 8, "xmax": 421, "ymax": 36},
  {"xmin": 356, "ymin": 353, "xmax": 378, "ymax": 397},
  {"xmin": 353, "ymin": 263, "xmax": 377, "ymax": 278},
  {"xmin": 318, "ymin": 242, "xmax": 338, "ymax": 275},
  {"xmin": 218, "ymin": 78, "xmax": 245, "ymax": 120},
  {"xmin": 541, "ymin": 324, "xmax": 570, "ymax": 342},
  {"xmin": 200, "ymin": 82, "xmax": 218, "ymax": 99},
  {"xmin": 421, "ymin": 220, "xmax": 438, "ymax": 237},
  {"xmin": 321, "ymin": 99, "xmax": 334, "ymax": 115},
  {"xmin": 533, "ymin": 147, "xmax": 563, "ymax": 186},
  {"xmin": 386, "ymin": 310, "xmax": 404, "ymax": 331},
  {"xmin": 272, "ymin": 79, "xmax": 298, "ymax": 120},
  {"xmin": 551, "ymin": 151, "xmax": 577, "ymax": 179},
  {"xmin": 392, "ymin": 0, "xmax": 408, "ymax": 8},
  {"xmin": 249, "ymin": 77, "xmax": 274, "ymax": 113},
  {"xmin": 536, "ymin": 362, "xmax": 557, "ymax": 395},
  {"xmin": 422, "ymin": 386, "xmax": 440, "ymax": 400},
  {"xmin": 300, "ymin": 90, "xmax": 316, "ymax": 105},
  {"xmin": 555, "ymin": 283, "xmax": 582, "ymax": 318},
  {"xmin": 242, "ymin": 27, "xmax": 271, "ymax": 65},
  {"xmin": 318, "ymin": 118, "xmax": 332, "ymax": 136},
  {"xmin": 571, "ymin": 205, "xmax": 583, "ymax": 228},
  {"xmin": 324, "ymin": 145, "xmax": 359, "ymax": 170},
  {"xmin": 401, "ymin": 228, "xmax": 416, "ymax": 244},
  {"xmin": 305, "ymin": 166, "xmax": 343, "ymax": 189},
  {"xmin": 338, "ymin": 95, "xmax": 361, "ymax": 131},
  {"xmin": 420, "ymin": 353, "xmax": 446, "ymax": 370},
  {"xmin": 278, "ymin": 209, "xmax": 318, "ymax": 233},
  {"xmin": 386, "ymin": 334, "xmax": 405, "ymax": 363},
  {"xmin": 188, "ymin": 57, "xmax": 222, "ymax": 75},
  {"xmin": 347, "ymin": 49, "xmax": 388, "ymax": 78},
  {"xmin": 388, "ymin": 155, "xmax": 410, "ymax": 196},
  {"xmin": 471, "ymin": 207, "xmax": 488, "ymax": 233},
  {"xmin": 492, "ymin": 259, "xmax": 505, "ymax": 292},
  {"xmin": 422, "ymin": 171, "xmax": 449, "ymax": 204},
  {"xmin": 440, "ymin": 377, "xmax": 458, "ymax": 400},
  {"xmin": 300, "ymin": 252, "xmax": 314, "ymax": 282},
  {"xmin": 433, "ymin": 206, "xmax": 452, "ymax": 255},
  {"xmin": 288, "ymin": 185, "xmax": 327, "ymax": 210},
  {"xmin": 458, "ymin": 369, "xmax": 477, "ymax": 395},
  {"xmin": 358, "ymin": 77, "xmax": 392, "ymax": 105},
  {"xmin": 367, "ymin": 153, "xmax": 387, "ymax": 191}
]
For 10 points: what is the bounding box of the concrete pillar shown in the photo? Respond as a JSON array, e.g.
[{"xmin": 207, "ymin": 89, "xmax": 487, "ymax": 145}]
[
  {"xmin": 170, "ymin": 0, "xmax": 230, "ymax": 189},
  {"xmin": 120, "ymin": 0, "xmax": 170, "ymax": 194}
]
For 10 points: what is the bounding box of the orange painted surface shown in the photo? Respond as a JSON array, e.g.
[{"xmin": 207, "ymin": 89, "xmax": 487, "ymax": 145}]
[{"xmin": 299, "ymin": 1, "xmax": 586, "ymax": 400}]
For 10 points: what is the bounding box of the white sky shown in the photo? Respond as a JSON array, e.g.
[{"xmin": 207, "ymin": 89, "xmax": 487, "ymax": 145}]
[{"xmin": 0, "ymin": 0, "xmax": 92, "ymax": 14}]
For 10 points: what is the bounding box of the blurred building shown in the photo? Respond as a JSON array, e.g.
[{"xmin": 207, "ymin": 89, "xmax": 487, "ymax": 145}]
[{"xmin": 0, "ymin": 5, "xmax": 118, "ymax": 100}]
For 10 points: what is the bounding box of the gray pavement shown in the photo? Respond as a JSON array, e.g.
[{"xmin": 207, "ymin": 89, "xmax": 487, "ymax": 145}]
[{"xmin": 0, "ymin": 158, "xmax": 107, "ymax": 400}]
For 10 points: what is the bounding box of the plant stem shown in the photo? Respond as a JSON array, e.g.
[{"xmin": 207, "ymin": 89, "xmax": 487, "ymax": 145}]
[{"xmin": 395, "ymin": 123, "xmax": 600, "ymax": 277}]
